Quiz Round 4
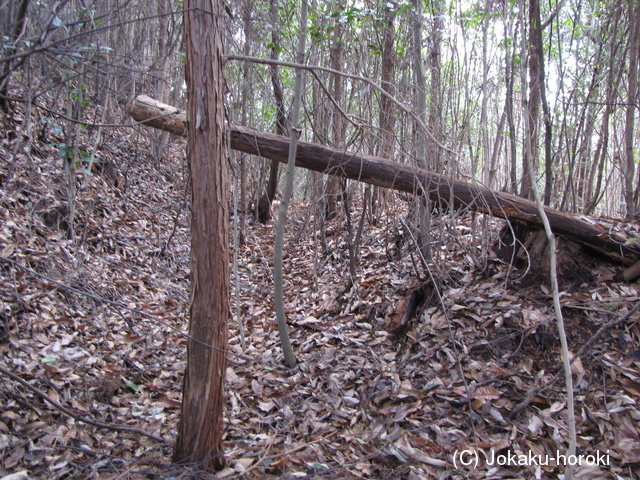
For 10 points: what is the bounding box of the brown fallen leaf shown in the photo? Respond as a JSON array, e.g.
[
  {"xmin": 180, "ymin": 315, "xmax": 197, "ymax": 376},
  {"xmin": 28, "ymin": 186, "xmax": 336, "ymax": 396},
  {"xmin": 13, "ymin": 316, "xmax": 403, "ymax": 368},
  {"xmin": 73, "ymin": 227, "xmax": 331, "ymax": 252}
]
[{"xmin": 394, "ymin": 434, "xmax": 448, "ymax": 468}]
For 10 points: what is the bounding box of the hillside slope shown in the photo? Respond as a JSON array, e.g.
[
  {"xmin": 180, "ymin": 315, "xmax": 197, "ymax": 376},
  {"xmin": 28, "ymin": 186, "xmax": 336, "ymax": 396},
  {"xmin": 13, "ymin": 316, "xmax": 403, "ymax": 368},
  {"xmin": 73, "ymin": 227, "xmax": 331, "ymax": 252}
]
[{"xmin": 1, "ymin": 115, "xmax": 639, "ymax": 479}]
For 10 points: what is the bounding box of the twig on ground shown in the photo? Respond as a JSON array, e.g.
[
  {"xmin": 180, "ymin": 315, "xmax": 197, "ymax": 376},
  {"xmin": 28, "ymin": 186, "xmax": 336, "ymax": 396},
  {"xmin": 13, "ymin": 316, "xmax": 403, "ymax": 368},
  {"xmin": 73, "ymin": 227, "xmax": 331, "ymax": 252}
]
[
  {"xmin": 508, "ymin": 301, "xmax": 640, "ymax": 419},
  {"xmin": 0, "ymin": 364, "xmax": 168, "ymax": 443}
]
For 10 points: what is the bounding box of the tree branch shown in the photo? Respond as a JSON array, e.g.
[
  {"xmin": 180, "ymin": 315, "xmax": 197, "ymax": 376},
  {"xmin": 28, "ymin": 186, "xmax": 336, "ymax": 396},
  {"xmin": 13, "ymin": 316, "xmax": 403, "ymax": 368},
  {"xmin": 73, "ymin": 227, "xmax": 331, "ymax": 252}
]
[
  {"xmin": 225, "ymin": 54, "xmax": 455, "ymax": 155},
  {"xmin": 0, "ymin": 364, "xmax": 167, "ymax": 443}
]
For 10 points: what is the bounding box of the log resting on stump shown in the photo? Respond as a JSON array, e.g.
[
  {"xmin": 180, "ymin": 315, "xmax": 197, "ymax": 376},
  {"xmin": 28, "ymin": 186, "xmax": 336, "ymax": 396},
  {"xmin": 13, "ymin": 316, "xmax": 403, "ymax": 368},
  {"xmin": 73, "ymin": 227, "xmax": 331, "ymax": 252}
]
[
  {"xmin": 129, "ymin": 95, "xmax": 640, "ymax": 269},
  {"xmin": 495, "ymin": 223, "xmax": 602, "ymax": 288}
]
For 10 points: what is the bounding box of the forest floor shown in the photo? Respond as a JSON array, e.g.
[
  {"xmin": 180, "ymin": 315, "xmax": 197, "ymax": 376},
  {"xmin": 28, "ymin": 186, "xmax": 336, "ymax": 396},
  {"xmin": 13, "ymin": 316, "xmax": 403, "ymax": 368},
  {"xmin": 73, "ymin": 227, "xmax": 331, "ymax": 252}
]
[{"xmin": 1, "ymin": 116, "xmax": 640, "ymax": 480}]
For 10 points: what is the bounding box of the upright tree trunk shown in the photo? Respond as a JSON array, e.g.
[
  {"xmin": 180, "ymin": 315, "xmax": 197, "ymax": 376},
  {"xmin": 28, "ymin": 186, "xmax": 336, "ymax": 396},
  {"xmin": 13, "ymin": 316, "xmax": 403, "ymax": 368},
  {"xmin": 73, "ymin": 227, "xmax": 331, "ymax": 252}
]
[
  {"xmin": 521, "ymin": 0, "xmax": 541, "ymax": 201},
  {"xmin": 372, "ymin": 5, "xmax": 396, "ymax": 218},
  {"xmin": 173, "ymin": 0, "xmax": 229, "ymax": 470},
  {"xmin": 258, "ymin": 0, "xmax": 286, "ymax": 224},
  {"xmin": 412, "ymin": 0, "xmax": 431, "ymax": 262},
  {"xmin": 274, "ymin": 0, "xmax": 308, "ymax": 369},
  {"xmin": 534, "ymin": 3, "xmax": 553, "ymax": 206},
  {"xmin": 331, "ymin": 20, "xmax": 345, "ymax": 147},
  {"xmin": 379, "ymin": 6, "xmax": 395, "ymax": 162},
  {"xmin": 558, "ymin": 57, "xmax": 602, "ymax": 212},
  {"xmin": 427, "ymin": 0, "xmax": 443, "ymax": 173},
  {"xmin": 0, "ymin": 0, "xmax": 28, "ymax": 112},
  {"xmin": 583, "ymin": 8, "xmax": 623, "ymax": 216},
  {"xmin": 412, "ymin": 0, "xmax": 426, "ymax": 170},
  {"xmin": 240, "ymin": 1, "xmax": 252, "ymax": 215},
  {"xmin": 480, "ymin": 1, "xmax": 491, "ymax": 186},
  {"xmin": 150, "ymin": 0, "xmax": 171, "ymax": 162},
  {"xmin": 625, "ymin": 0, "xmax": 640, "ymax": 218},
  {"xmin": 504, "ymin": 6, "xmax": 518, "ymax": 195},
  {"xmin": 325, "ymin": 18, "xmax": 345, "ymax": 220}
]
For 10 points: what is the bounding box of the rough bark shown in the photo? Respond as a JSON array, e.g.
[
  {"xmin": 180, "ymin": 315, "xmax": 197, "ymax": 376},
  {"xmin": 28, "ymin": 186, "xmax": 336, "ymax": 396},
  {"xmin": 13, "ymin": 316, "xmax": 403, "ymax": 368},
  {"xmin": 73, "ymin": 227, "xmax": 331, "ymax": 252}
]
[
  {"xmin": 625, "ymin": 0, "xmax": 640, "ymax": 218},
  {"xmin": 129, "ymin": 95, "xmax": 640, "ymax": 265},
  {"xmin": 173, "ymin": 0, "xmax": 228, "ymax": 471}
]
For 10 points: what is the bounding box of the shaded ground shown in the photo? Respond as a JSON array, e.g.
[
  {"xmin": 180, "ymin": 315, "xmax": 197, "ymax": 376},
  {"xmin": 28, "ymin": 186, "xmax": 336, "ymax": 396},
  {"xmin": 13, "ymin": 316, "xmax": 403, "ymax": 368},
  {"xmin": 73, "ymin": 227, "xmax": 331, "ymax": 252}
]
[{"xmin": 1, "ymin": 117, "xmax": 639, "ymax": 479}]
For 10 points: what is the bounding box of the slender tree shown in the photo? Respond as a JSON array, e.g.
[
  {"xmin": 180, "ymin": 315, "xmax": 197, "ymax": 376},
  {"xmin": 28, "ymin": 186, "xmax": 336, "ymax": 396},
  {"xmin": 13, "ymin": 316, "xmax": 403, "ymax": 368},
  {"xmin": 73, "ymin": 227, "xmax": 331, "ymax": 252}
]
[
  {"xmin": 240, "ymin": 0, "xmax": 252, "ymax": 214},
  {"xmin": 480, "ymin": 1, "xmax": 491, "ymax": 186},
  {"xmin": 412, "ymin": 0, "xmax": 432, "ymax": 262},
  {"xmin": 521, "ymin": 0, "xmax": 541, "ymax": 200},
  {"xmin": 583, "ymin": 29, "xmax": 623, "ymax": 215},
  {"xmin": 326, "ymin": 11, "xmax": 345, "ymax": 222},
  {"xmin": 257, "ymin": 0, "xmax": 286, "ymax": 224},
  {"xmin": 273, "ymin": 0, "xmax": 308, "ymax": 369},
  {"xmin": 149, "ymin": 0, "xmax": 173, "ymax": 162},
  {"xmin": 625, "ymin": 0, "xmax": 640, "ymax": 218},
  {"xmin": 504, "ymin": 5, "xmax": 519, "ymax": 195},
  {"xmin": 371, "ymin": 4, "xmax": 396, "ymax": 216},
  {"xmin": 0, "ymin": 0, "xmax": 28, "ymax": 112},
  {"xmin": 427, "ymin": 0, "xmax": 444, "ymax": 173}
]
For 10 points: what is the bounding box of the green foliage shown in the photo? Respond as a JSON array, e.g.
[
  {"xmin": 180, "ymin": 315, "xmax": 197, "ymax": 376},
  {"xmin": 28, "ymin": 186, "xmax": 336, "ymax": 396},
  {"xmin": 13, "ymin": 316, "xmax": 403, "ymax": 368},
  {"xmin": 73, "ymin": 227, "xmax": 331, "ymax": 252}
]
[
  {"xmin": 58, "ymin": 143, "xmax": 74, "ymax": 161},
  {"xmin": 125, "ymin": 380, "xmax": 139, "ymax": 393},
  {"xmin": 42, "ymin": 117, "xmax": 63, "ymax": 137}
]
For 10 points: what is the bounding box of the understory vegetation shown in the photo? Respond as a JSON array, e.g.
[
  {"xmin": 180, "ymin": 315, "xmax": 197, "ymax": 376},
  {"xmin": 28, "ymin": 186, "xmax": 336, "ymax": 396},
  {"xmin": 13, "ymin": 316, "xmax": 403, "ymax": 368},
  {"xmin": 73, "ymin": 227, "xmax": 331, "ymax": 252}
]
[
  {"xmin": 1, "ymin": 113, "xmax": 639, "ymax": 478},
  {"xmin": 1, "ymin": 0, "xmax": 640, "ymax": 478}
]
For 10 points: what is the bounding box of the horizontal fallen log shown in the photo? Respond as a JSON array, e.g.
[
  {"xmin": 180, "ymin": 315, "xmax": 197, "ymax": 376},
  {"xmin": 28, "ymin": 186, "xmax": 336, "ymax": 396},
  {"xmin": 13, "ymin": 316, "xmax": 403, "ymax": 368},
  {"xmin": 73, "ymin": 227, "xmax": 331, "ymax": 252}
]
[{"xmin": 129, "ymin": 95, "xmax": 640, "ymax": 265}]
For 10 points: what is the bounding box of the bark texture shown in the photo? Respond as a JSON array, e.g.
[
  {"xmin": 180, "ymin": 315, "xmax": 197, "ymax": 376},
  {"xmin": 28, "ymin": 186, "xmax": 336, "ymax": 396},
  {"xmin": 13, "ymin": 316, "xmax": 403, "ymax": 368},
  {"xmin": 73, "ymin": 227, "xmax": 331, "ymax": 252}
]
[{"xmin": 173, "ymin": 0, "xmax": 228, "ymax": 471}]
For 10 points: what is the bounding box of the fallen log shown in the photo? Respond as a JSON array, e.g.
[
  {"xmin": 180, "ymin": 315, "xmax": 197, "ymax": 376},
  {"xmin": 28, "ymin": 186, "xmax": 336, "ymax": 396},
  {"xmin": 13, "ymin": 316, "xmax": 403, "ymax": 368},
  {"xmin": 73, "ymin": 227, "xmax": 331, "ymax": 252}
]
[{"xmin": 129, "ymin": 94, "xmax": 640, "ymax": 265}]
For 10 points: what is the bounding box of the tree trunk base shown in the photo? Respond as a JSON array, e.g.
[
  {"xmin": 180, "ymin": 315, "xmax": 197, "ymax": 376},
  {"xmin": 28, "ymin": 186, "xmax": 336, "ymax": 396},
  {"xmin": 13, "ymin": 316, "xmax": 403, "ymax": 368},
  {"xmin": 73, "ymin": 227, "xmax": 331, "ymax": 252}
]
[
  {"xmin": 257, "ymin": 194, "xmax": 271, "ymax": 223},
  {"xmin": 495, "ymin": 224, "xmax": 595, "ymax": 289}
]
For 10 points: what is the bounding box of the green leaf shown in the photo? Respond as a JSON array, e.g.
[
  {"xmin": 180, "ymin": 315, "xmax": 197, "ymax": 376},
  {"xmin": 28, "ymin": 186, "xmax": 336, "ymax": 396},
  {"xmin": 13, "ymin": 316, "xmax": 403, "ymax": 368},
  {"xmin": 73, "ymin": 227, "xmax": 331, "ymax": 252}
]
[{"xmin": 125, "ymin": 380, "xmax": 139, "ymax": 393}]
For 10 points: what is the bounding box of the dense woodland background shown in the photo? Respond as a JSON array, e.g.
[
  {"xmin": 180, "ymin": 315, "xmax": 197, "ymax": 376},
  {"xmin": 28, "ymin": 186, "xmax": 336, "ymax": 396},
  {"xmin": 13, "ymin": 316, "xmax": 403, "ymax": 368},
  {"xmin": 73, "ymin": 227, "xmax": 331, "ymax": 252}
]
[
  {"xmin": 3, "ymin": 0, "xmax": 640, "ymax": 216},
  {"xmin": 1, "ymin": 0, "xmax": 640, "ymax": 479}
]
